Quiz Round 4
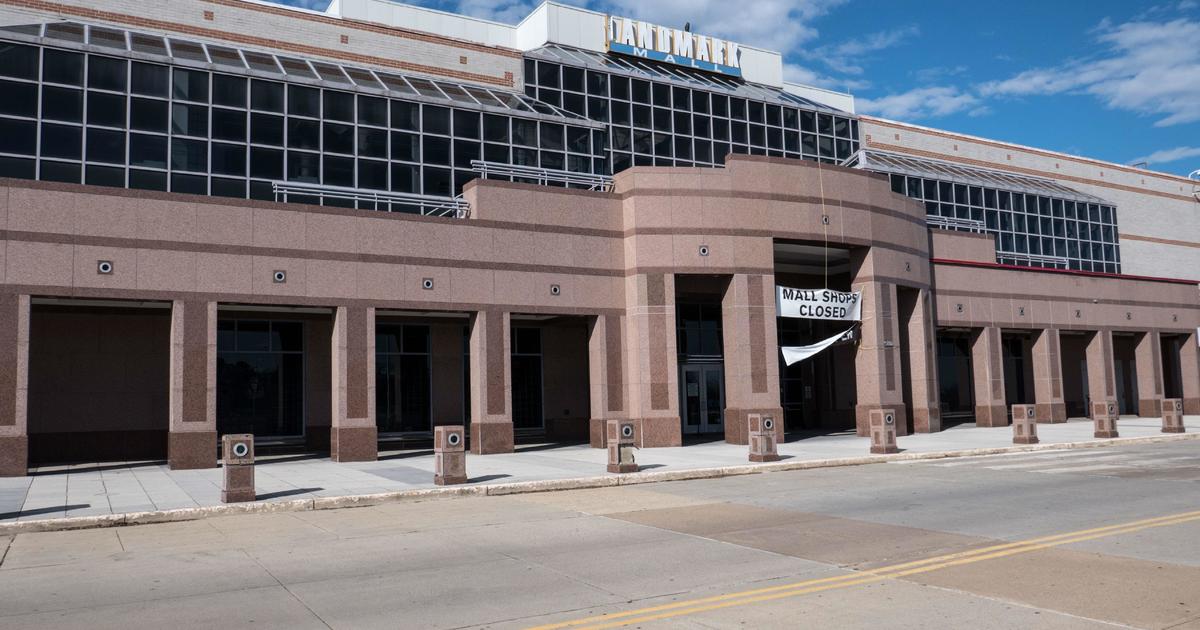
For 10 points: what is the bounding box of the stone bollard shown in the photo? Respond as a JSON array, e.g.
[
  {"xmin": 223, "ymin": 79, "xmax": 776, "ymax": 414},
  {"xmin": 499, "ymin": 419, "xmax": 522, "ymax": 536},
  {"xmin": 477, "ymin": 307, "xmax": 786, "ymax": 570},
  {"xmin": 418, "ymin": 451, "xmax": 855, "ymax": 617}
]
[
  {"xmin": 434, "ymin": 425, "xmax": 467, "ymax": 485},
  {"xmin": 1012, "ymin": 404, "xmax": 1039, "ymax": 444},
  {"xmin": 748, "ymin": 414, "xmax": 780, "ymax": 463},
  {"xmin": 221, "ymin": 434, "xmax": 255, "ymax": 503},
  {"xmin": 869, "ymin": 408, "xmax": 899, "ymax": 454},
  {"xmin": 1162, "ymin": 398, "xmax": 1185, "ymax": 434},
  {"xmin": 1092, "ymin": 400, "xmax": 1119, "ymax": 438},
  {"xmin": 606, "ymin": 419, "xmax": 638, "ymax": 473}
]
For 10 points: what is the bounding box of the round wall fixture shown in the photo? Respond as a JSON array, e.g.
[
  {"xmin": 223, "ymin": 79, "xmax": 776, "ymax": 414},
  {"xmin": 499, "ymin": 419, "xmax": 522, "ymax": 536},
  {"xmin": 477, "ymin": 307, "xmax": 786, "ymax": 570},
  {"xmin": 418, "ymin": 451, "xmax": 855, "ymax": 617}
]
[
  {"xmin": 621, "ymin": 424, "xmax": 634, "ymax": 438},
  {"xmin": 884, "ymin": 413, "xmax": 894, "ymax": 425},
  {"xmin": 272, "ymin": 270, "xmax": 287, "ymax": 283},
  {"xmin": 550, "ymin": 284, "xmax": 561, "ymax": 296},
  {"xmin": 422, "ymin": 278, "xmax": 434, "ymax": 290},
  {"xmin": 97, "ymin": 260, "xmax": 114, "ymax": 275},
  {"xmin": 447, "ymin": 432, "xmax": 461, "ymax": 446},
  {"xmin": 763, "ymin": 417, "xmax": 774, "ymax": 431},
  {"xmin": 698, "ymin": 245, "xmax": 710, "ymax": 257},
  {"xmin": 232, "ymin": 442, "xmax": 249, "ymax": 458}
]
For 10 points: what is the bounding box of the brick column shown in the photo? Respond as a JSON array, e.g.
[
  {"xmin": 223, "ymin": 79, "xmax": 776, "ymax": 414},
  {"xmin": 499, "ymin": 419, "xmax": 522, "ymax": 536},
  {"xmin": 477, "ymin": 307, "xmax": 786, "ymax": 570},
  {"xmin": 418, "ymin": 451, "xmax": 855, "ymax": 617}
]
[
  {"xmin": 0, "ymin": 294, "xmax": 30, "ymax": 477},
  {"xmin": 469, "ymin": 310, "xmax": 513, "ymax": 454},
  {"xmin": 721, "ymin": 274, "xmax": 783, "ymax": 445},
  {"xmin": 1179, "ymin": 331, "xmax": 1199, "ymax": 415},
  {"xmin": 1134, "ymin": 330, "xmax": 1164, "ymax": 417},
  {"xmin": 1031, "ymin": 328, "xmax": 1067, "ymax": 423},
  {"xmin": 852, "ymin": 280, "xmax": 907, "ymax": 436},
  {"xmin": 1086, "ymin": 329, "xmax": 1118, "ymax": 410},
  {"xmin": 904, "ymin": 288, "xmax": 941, "ymax": 433},
  {"xmin": 587, "ymin": 314, "xmax": 626, "ymax": 447},
  {"xmin": 624, "ymin": 273, "xmax": 681, "ymax": 447},
  {"xmin": 168, "ymin": 300, "xmax": 217, "ymax": 470},
  {"xmin": 971, "ymin": 326, "xmax": 1008, "ymax": 427},
  {"xmin": 331, "ymin": 305, "xmax": 377, "ymax": 462}
]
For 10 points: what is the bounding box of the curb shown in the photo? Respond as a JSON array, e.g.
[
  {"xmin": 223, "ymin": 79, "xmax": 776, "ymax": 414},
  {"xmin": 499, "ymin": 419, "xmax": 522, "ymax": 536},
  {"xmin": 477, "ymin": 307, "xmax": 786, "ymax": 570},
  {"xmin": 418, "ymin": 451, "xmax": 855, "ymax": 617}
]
[{"xmin": 3, "ymin": 431, "xmax": 1196, "ymax": 535}]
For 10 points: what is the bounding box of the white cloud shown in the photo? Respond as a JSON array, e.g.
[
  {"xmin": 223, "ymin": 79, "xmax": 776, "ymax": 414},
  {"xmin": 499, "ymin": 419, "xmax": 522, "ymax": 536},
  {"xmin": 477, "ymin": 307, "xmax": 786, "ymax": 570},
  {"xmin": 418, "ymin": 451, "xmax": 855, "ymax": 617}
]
[
  {"xmin": 979, "ymin": 18, "xmax": 1200, "ymax": 126},
  {"xmin": 808, "ymin": 25, "xmax": 920, "ymax": 75},
  {"xmin": 857, "ymin": 86, "xmax": 984, "ymax": 120},
  {"xmin": 1130, "ymin": 146, "xmax": 1200, "ymax": 165}
]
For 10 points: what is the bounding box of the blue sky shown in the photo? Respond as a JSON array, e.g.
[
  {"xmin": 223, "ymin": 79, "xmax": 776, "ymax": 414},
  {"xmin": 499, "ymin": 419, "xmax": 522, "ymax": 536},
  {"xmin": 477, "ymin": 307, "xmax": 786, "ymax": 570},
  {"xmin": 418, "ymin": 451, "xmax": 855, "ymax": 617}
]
[{"xmin": 276, "ymin": 0, "xmax": 1200, "ymax": 177}]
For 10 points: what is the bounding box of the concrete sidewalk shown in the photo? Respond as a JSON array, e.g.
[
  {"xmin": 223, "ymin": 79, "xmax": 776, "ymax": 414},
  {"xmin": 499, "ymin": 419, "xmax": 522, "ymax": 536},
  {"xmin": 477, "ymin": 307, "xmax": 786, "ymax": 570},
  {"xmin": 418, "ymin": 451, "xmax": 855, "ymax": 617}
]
[{"xmin": 2, "ymin": 416, "xmax": 1197, "ymax": 525}]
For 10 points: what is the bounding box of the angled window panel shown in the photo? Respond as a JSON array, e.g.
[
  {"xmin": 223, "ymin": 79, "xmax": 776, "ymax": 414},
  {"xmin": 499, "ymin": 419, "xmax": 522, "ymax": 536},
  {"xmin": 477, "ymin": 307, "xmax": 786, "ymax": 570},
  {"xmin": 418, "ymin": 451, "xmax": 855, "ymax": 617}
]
[
  {"xmin": 405, "ymin": 77, "xmax": 446, "ymax": 99},
  {"xmin": 343, "ymin": 66, "xmax": 382, "ymax": 88},
  {"xmin": 242, "ymin": 50, "xmax": 282, "ymax": 74},
  {"xmin": 375, "ymin": 72, "xmax": 417, "ymax": 95},
  {"xmin": 206, "ymin": 45, "xmax": 246, "ymax": 69},
  {"xmin": 87, "ymin": 25, "xmax": 127, "ymax": 50},
  {"xmin": 168, "ymin": 39, "xmax": 209, "ymax": 63},
  {"xmin": 277, "ymin": 56, "xmax": 316, "ymax": 79},
  {"xmin": 310, "ymin": 61, "xmax": 351, "ymax": 84},
  {"xmin": 45, "ymin": 22, "xmax": 85, "ymax": 43}
]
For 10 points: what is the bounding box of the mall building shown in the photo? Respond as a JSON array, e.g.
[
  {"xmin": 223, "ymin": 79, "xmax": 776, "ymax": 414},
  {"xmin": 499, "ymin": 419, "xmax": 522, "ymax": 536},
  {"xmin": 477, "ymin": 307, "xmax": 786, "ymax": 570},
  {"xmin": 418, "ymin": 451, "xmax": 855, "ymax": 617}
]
[{"xmin": 0, "ymin": 0, "xmax": 1198, "ymax": 474}]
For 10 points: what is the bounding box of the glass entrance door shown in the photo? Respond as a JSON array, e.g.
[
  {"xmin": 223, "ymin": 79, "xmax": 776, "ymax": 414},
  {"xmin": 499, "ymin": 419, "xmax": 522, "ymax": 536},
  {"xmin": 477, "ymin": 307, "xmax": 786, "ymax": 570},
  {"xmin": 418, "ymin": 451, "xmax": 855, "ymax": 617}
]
[{"xmin": 681, "ymin": 364, "xmax": 724, "ymax": 434}]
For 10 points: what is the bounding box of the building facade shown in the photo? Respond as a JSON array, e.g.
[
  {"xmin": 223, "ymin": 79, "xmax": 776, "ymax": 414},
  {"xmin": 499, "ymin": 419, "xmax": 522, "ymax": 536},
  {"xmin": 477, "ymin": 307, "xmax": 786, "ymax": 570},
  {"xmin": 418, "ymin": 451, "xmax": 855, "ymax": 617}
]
[{"xmin": 0, "ymin": 0, "xmax": 1197, "ymax": 474}]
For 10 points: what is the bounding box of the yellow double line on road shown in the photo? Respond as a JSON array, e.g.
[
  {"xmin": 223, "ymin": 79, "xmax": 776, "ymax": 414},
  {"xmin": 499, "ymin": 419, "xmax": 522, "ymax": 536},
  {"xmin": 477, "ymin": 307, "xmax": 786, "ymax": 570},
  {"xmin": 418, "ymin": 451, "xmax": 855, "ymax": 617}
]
[{"xmin": 529, "ymin": 508, "xmax": 1200, "ymax": 630}]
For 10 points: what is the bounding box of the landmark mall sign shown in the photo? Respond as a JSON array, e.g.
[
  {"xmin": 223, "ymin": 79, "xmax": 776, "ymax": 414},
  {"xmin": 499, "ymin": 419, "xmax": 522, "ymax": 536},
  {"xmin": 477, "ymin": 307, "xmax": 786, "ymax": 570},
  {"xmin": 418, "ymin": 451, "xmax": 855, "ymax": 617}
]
[{"xmin": 606, "ymin": 15, "xmax": 743, "ymax": 77}]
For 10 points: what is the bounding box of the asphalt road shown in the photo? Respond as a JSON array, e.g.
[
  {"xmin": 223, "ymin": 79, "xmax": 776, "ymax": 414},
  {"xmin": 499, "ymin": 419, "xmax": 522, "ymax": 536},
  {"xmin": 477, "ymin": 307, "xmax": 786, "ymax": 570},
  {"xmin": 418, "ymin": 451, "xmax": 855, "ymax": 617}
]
[{"xmin": 1, "ymin": 441, "xmax": 1199, "ymax": 629}]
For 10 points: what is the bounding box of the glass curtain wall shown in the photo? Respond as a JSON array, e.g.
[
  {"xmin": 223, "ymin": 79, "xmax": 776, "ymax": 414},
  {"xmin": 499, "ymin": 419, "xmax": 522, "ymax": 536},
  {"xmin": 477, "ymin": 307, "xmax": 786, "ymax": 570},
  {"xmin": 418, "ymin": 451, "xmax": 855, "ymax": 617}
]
[
  {"xmin": 888, "ymin": 173, "xmax": 1121, "ymax": 273},
  {"xmin": 376, "ymin": 323, "xmax": 432, "ymax": 434}
]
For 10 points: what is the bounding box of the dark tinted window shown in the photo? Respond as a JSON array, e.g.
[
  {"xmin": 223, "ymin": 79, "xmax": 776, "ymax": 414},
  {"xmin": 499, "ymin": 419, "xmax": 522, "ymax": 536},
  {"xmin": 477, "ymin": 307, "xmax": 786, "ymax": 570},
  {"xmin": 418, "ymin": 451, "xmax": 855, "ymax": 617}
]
[
  {"xmin": 128, "ymin": 133, "xmax": 167, "ymax": 168},
  {"xmin": 358, "ymin": 96, "xmax": 387, "ymax": 126},
  {"xmin": 88, "ymin": 56, "xmax": 127, "ymax": 91},
  {"xmin": 251, "ymin": 80, "xmax": 284, "ymax": 112},
  {"xmin": 130, "ymin": 61, "xmax": 167, "ymax": 96},
  {"xmin": 42, "ymin": 86, "xmax": 83, "ymax": 122},
  {"xmin": 211, "ymin": 142, "xmax": 246, "ymax": 176},
  {"xmin": 87, "ymin": 92, "xmax": 126, "ymax": 127},
  {"xmin": 41, "ymin": 123, "xmax": 82, "ymax": 159},
  {"xmin": 212, "ymin": 108, "xmax": 246, "ymax": 141},
  {"xmin": 173, "ymin": 68, "xmax": 208, "ymax": 102},
  {"xmin": 288, "ymin": 85, "xmax": 319, "ymax": 116},
  {"xmin": 391, "ymin": 100, "xmax": 418, "ymax": 130},
  {"xmin": 0, "ymin": 43, "xmax": 38, "ymax": 80},
  {"xmin": 212, "ymin": 74, "xmax": 247, "ymax": 107},
  {"xmin": 287, "ymin": 118, "xmax": 319, "ymax": 150},
  {"xmin": 0, "ymin": 79, "xmax": 36, "ymax": 116},
  {"xmin": 86, "ymin": 164, "xmax": 124, "ymax": 188},
  {"xmin": 171, "ymin": 137, "xmax": 208, "ymax": 171},
  {"xmin": 483, "ymin": 114, "xmax": 508, "ymax": 142},
  {"xmin": 323, "ymin": 122, "xmax": 354, "ymax": 154},
  {"xmin": 130, "ymin": 97, "xmax": 168, "ymax": 131},
  {"xmin": 85, "ymin": 127, "xmax": 125, "ymax": 163},
  {"xmin": 129, "ymin": 169, "xmax": 167, "ymax": 191},
  {"xmin": 249, "ymin": 147, "xmax": 283, "ymax": 179},
  {"xmin": 171, "ymin": 103, "xmax": 208, "ymax": 136},
  {"xmin": 323, "ymin": 155, "xmax": 354, "ymax": 186},
  {"xmin": 40, "ymin": 160, "xmax": 80, "ymax": 183},
  {"xmin": 43, "ymin": 49, "xmax": 83, "ymax": 85},
  {"xmin": 250, "ymin": 113, "xmax": 283, "ymax": 145},
  {"xmin": 0, "ymin": 118, "xmax": 36, "ymax": 154},
  {"xmin": 171, "ymin": 173, "xmax": 207, "ymax": 195},
  {"xmin": 423, "ymin": 105, "xmax": 449, "ymax": 135},
  {"xmin": 323, "ymin": 90, "xmax": 354, "ymax": 122}
]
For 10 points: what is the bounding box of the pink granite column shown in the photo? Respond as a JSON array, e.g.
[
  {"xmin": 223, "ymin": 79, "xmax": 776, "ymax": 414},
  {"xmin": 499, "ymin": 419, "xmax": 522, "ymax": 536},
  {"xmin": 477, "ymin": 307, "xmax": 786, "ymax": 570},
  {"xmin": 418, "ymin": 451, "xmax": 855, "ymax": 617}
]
[
  {"xmin": 852, "ymin": 279, "xmax": 908, "ymax": 436},
  {"xmin": 1182, "ymin": 331, "xmax": 1200, "ymax": 415},
  {"xmin": 1086, "ymin": 329, "xmax": 1118, "ymax": 410},
  {"xmin": 624, "ymin": 273, "xmax": 681, "ymax": 447},
  {"xmin": 168, "ymin": 300, "xmax": 217, "ymax": 470},
  {"xmin": 721, "ymin": 273, "xmax": 783, "ymax": 445},
  {"xmin": 1031, "ymin": 328, "xmax": 1067, "ymax": 423},
  {"xmin": 904, "ymin": 288, "xmax": 941, "ymax": 433},
  {"xmin": 331, "ymin": 305, "xmax": 377, "ymax": 462},
  {"xmin": 587, "ymin": 314, "xmax": 626, "ymax": 447},
  {"xmin": 1134, "ymin": 331, "xmax": 1164, "ymax": 417},
  {"xmin": 0, "ymin": 294, "xmax": 30, "ymax": 477},
  {"xmin": 970, "ymin": 326, "xmax": 1008, "ymax": 427},
  {"xmin": 468, "ymin": 310, "xmax": 514, "ymax": 454}
]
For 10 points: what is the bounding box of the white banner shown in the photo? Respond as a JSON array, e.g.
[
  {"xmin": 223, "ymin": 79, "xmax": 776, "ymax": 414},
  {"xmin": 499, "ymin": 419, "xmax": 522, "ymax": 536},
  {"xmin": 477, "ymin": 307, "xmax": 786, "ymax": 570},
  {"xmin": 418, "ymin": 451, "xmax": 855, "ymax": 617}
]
[
  {"xmin": 776, "ymin": 286, "xmax": 862, "ymax": 321},
  {"xmin": 781, "ymin": 327, "xmax": 856, "ymax": 366}
]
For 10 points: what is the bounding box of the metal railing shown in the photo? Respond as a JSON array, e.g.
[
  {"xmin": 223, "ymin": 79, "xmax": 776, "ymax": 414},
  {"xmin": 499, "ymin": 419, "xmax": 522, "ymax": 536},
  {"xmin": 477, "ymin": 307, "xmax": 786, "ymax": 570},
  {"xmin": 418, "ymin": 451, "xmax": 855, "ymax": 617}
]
[
  {"xmin": 471, "ymin": 160, "xmax": 614, "ymax": 191},
  {"xmin": 272, "ymin": 182, "xmax": 470, "ymax": 218},
  {"xmin": 925, "ymin": 215, "xmax": 986, "ymax": 233},
  {"xmin": 995, "ymin": 250, "xmax": 1070, "ymax": 268}
]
